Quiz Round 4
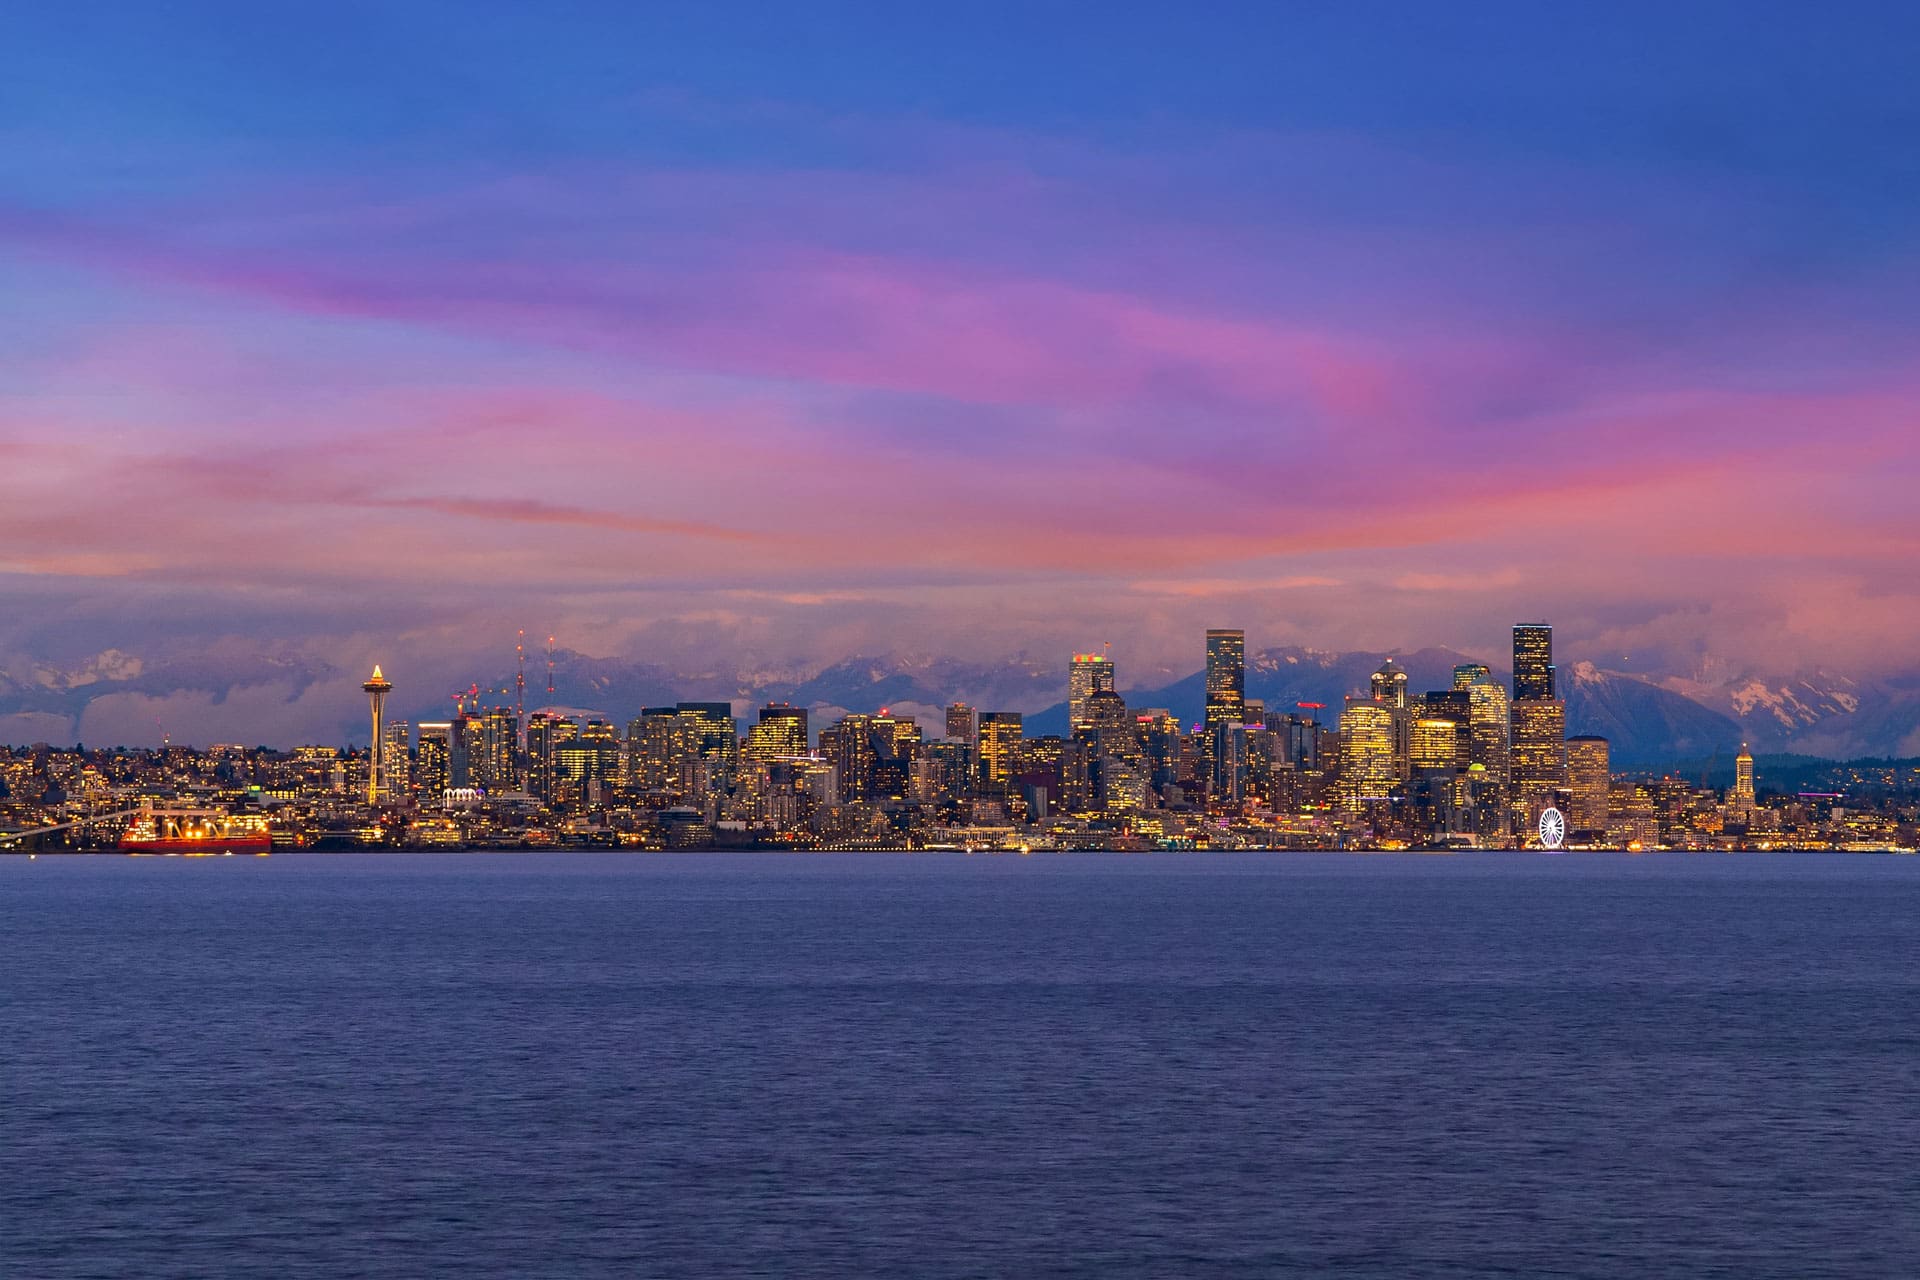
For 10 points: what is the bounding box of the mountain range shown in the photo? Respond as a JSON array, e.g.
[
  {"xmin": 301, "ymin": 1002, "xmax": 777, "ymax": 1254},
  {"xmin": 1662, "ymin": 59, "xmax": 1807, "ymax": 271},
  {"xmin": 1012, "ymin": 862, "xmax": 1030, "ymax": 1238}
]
[{"xmin": 3, "ymin": 644, "xmax": 1918, "ymax": 765}]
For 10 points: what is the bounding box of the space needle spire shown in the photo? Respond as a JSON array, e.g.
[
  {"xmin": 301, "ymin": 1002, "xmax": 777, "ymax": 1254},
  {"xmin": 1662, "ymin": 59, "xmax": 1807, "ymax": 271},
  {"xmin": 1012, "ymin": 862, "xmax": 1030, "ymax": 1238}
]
[{"xmin": 363, "ymin": 664, "xmax": 394, "ymax": 806}]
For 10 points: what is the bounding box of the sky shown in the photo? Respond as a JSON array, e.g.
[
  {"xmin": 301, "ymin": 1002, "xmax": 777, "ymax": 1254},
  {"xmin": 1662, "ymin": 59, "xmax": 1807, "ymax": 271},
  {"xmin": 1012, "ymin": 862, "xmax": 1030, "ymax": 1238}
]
[{"xmin": 4, "ymin": 1, "xmax": 1918, "ymax": 735}]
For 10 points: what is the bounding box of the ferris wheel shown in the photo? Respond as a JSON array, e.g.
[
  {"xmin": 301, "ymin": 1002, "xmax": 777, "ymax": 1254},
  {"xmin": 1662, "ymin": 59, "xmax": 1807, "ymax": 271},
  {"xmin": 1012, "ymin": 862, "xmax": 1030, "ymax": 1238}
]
[{"xmin": 1537, "ymin": 806, "xmax": 1566, "ymax": 850}]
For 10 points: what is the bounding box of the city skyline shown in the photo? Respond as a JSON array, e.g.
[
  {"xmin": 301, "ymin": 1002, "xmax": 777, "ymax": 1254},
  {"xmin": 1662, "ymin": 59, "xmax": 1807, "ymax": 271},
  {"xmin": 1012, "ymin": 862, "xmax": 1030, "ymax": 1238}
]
[
  {"xmin": 8, "ymin": 615, "xmax": 1913, "ymax": 855},
  {"xmin": 4, "ymin": 3, "xmax": 1920, "ymax": 716}
]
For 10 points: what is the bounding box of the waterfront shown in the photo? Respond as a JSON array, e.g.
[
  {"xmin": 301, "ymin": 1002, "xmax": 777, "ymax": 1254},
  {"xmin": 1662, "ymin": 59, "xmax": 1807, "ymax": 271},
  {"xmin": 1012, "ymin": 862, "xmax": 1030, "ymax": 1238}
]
[{"xmin": 5, "ymin": 853, "xmax": 1919, "ymax": 1278}]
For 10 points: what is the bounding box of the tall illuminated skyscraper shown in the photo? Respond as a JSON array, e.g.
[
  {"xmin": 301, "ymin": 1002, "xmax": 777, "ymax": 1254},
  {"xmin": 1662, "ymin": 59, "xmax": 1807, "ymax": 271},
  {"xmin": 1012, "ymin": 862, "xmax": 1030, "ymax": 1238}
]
[
  {"xmin": 482, "ymin": 705, "xmax": 520, "ymax": 791},
  {"xmin": 1566, "ymin": 735, "xmax": 1611, "ymax": 835},
  {"xmin": 1513, "ymin": 624, "xmax": 1556, "ymax": 701},
  {"xmin": 820, "ymin": 714, "xmax": 878, "ymax": 801},
  {"xmin": 977, "ymin": 712, "xmax": 1023, "ymax": 793},
  {"xmin": 1338, "ymin": 696, "xmax": 1397, "ymax": 813},
  {"xmin": 1455, "ymin": 667, "xmax": 1511, "ymax": 826},
  {"xmin": 382, "ymin": 718, "xmax": 411, "ymax": 799},
  {"xmin": 1370, "ymin": 658, "xmax": 1409, "ymax": 709},
  {"xmin": 627, "ymin": 708, "xmax": 687, "ymax": 793},
  {"xmin": 1369, "ymin": 657, "xmax": 1413, "ymax": 781},
  {"xmin": 1511, "ymin": 698, "xmax": 1568, "ymax": 826},
  {"xmin": 526, "ymin": 712, "xmax": 559, "ymax": 802},
  {"xmin": 415, "ymin": 722, "xmax": 452, "ymax": 798},
  {"xmin": 362, "ymin": 665, "xmax": 393, "ymax": 806},
  {"xmin": 1068, "ymin": 652, "xmax": 1117, "ymax": 730},
  {"xmin": 675, "ymin": 702, "xmax": 739, "ymax": 796},
  {"xmin": 946, "ymin": 703, "xmax": 976, "ymax": 747},
  {"xmin": 1510, "ymin": 623, "xmax": 1566, "ymax": 829},
  {"xmin": 1731, "ymin": 743, "xmax": 1756, "ymax": 814},
  {"xmin": 744, "ymin": 703, "xmax": 809, "ymax": 761},
  {"xmin": 1204, "ymin": 629, "xmax": 1245, "ymax": 728}
]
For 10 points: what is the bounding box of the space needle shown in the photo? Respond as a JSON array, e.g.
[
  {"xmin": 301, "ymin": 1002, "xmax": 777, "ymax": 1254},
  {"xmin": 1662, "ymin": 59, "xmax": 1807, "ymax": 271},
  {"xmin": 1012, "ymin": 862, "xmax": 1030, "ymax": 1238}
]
[{"xmin": 363, "ymin": 664, "xmax": 394, "ymax": 806}]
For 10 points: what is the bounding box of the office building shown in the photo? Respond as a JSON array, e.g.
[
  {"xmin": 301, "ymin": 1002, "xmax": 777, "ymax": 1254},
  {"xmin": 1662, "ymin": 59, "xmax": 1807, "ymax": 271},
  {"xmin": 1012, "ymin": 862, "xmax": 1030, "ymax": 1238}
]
[
  {"xmin": 1513, "ymin": 624, "xmax": 1556, "ymax": 701},
  {"xmin": 1566, "ymin": 735, "xmax": 1610, "ymax": 835},
  {"xmin": 1068, "ymin": 651, "xmax": 1117, "ymax": 730},
  {"xmin": 1730, "ymin": 743, "xmax": 1756, "ymax": 815},
  {"xmin": 1338, "ymin": 696, "xmax": 1397, "ymax": 813},
  {"xmin": 415, "ymin": 722, "xmax": 452, "ymax": 798},
  {"xmin": 1204, "ymin": 629, "xmax": 1245, "ymax": 728},
  {"xmin": 744, "ymin": 703, "xmax": 809, "ymax": 762},
  {"xmin": 977, "ymin": 712, "xmax": 1024, "ymax": 792}
]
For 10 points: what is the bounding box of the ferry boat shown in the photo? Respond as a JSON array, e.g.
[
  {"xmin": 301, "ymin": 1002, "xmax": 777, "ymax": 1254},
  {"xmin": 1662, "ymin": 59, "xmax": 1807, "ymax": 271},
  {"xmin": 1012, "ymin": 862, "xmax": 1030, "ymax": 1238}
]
[{"xmin": 118, "ymin": 807, "xmax": 272, "ymax": 856}]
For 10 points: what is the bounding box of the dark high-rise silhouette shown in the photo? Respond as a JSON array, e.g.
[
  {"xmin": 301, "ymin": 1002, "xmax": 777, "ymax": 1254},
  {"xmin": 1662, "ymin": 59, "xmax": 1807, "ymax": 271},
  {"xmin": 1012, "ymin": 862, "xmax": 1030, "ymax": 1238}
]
[{"xmin": 1513, "ymin": 623, "xmax": 1556, "ymax": 700}]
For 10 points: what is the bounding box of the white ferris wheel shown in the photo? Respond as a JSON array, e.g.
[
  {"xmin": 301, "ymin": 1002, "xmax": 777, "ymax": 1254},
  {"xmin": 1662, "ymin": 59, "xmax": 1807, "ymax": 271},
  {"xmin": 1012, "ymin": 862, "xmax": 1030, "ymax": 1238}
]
[{"xmin": 1537, "ymin": 806, "xmax": 1566, "ymax": 850}]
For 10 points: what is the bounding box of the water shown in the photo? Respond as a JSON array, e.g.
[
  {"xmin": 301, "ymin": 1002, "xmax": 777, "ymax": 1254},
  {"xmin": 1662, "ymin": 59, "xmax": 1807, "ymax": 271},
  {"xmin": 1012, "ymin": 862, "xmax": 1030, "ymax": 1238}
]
[{"xmin": 4, "ymin": 852, "xmax": 1919, "ymax": 1278}]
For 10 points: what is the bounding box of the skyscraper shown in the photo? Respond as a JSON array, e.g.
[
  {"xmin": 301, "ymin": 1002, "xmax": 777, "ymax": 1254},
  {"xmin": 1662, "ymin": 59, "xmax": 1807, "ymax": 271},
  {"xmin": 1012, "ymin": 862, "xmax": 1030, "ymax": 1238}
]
[
  {"xmin": 820, "ymin": 714, "xmax": 878, "ymax": 802},
  {"xmin": 627, "ymin": 708, "xmax": 687, "ymax": 793},
  {"xmin": 382, "ymin": 718, "xmax": 411, "ymax": 799},
  {"xmin": 526, "ymin": 712, "xmax": 559, "ymax": 802},
  {"xmin": 1456, "ymin": 667, "xmax": 1511, "ymax": 827},
  {"xmin": 1513, "ymin": 624, "xmax": 1556, "ymax": 701},
  {"xmin": 481, "ymin": 705, "xmax": 519, "ymax": 791},
  {"xmin": 1068, "ymin": 651, "xmax": 1117, "ymax": 730},
  {"xmin": 1369, "ymin": 657, "xmax": 1413, "ymax": 780},
  {"xmin": 1338, "ymin": 697, "xmax": 1397, "ymax": 813},
  {"xmin": 1370, "ymin": 658, "xmax": 1409, "ymax": 709},
  {"xmin": 945, "ymin": 703, "xmax": 976, "ymax": 747},
  {"xmin": 1510, "ymin": 623, "xmax": 1566, "ymax": 829},
  {"xmin": 675, "ymin": 702, "xmax": 739, "ymax": 792},
  {"xmin": 1511, "ymin": 698, "xmax": 1568, "ymax": 825},
  {"xmin": 1204, "ymin": 629, "xmax": 1245, "ymax": 728},
  {"xmin": 744, "ymin": 703, "xmax": 809, "ymax": 761},
  {"xmin": 1410, "ymin": 717, "xmax": 1466, "ymax": 772},
  {"xmin": 977, "ymin": 712, "xmax": 1023, "ymax": 793},
  {"xmin": 415, "ymin": 722, "xmax": 452, "ymax": 799},
  {"xmin": 1731, "ymin": 743, "xmax": 1756, "ymax": 814},
  {"xmin": 1566, "ymin": 735, "xmax": 1610, "ymax": 835},
  {"xmin": 362, "ymin": 665, "xmax": 393, "ymax": 806}
]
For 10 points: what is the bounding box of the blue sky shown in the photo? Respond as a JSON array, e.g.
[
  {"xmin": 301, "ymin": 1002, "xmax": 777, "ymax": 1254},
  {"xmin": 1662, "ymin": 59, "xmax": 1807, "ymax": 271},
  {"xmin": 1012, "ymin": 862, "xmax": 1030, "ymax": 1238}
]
[{"xmin": 3, "ymin": 2, "xmax": 1918, "ymax": 743}]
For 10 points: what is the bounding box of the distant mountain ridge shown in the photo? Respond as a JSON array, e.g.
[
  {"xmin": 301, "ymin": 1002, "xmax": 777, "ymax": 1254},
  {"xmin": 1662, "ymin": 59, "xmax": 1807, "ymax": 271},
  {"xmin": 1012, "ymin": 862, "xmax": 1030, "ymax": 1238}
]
[{"xmin": 3, "ymin": 642, "xmax": 1917, "ymax": 763}]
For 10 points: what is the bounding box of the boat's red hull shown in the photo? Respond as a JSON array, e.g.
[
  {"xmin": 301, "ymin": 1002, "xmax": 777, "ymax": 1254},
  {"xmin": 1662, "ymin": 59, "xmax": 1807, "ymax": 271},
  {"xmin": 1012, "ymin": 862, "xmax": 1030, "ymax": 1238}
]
[{"xmin": 119, "ymin": 835, "xmax": 272, "ymax": 855}]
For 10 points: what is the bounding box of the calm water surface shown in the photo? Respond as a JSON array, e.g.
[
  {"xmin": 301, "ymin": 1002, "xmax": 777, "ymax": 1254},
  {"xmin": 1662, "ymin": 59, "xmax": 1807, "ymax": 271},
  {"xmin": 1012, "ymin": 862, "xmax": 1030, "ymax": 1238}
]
[{"xmin": 4, "ymin": 852, "xmax": 1919, "ymax": 1278}]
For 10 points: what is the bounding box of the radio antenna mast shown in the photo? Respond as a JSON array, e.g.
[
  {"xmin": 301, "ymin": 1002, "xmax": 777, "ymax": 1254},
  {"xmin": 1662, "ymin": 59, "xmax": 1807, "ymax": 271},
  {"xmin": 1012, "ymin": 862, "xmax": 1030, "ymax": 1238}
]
[{"xmin": 516, "ymin": 630, "xmax": 526, "ymax": 723}]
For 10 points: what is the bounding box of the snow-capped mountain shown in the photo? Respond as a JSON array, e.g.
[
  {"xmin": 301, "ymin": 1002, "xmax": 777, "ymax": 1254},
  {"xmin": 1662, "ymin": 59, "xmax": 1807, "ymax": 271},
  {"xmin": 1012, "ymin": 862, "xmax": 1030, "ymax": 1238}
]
[
  {"xmin": 2, "ymin": 643, "xmax": 1916, "ymax": 762},
  {"xmin": 1654, "ymin": 667, "xmax": 1920, "ymax": 759}
]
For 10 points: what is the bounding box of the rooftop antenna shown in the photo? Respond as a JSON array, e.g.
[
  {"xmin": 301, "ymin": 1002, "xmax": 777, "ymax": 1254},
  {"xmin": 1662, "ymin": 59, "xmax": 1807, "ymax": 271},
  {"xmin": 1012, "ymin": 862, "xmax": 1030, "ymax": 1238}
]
[{"xmin": 547, "ymin": 636, "xmax": 556, "ymax": 695}]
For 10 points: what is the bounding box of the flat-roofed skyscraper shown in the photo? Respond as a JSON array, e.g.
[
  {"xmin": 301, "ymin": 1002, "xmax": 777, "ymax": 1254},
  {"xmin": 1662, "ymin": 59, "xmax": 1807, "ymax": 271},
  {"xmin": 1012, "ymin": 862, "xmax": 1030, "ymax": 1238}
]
[
  {"xmin": 526, "ymin": 712, "xmax": 559, "ymax": 801},
  {"xmin": 415, "ymin": 722, "xmax": 452, "ymax": 798},
  {"xmin": 1338, "ymin": 696, "xmax": 1397, "ymax": 812},
  {"xmin": 744, "ymin": 703, "xmax": 809, "ymax": 761},
  {"xmin": 946, "ymin": 703, "xmax": 976, "ymax": 747},
  {"xmin": 977, "ymin": 712, "xmax": 1023, "ymax": 793},
  {"xmin": 1566, "ymin": 735, "xmax": 1610, "ymax": 835},
  {"xmin": 1204, "ymin": 629, "xmax": 1245, "ymax": 728},
  {"xmin": 1513, "ymin": 624, "xmax": 1556, "ymax": 701},
  {"xmin": 1510, "ymin": 623, "xmax": 1566, "ymax": 829},
  {"xmin": 1457, "ymin": 669, "xmax": 1511, "ymax": 826},
  {"xmin": 1068, "ymin": 651, "xmax": 1117, "ymax": 730},
  {"xmin": 1511, "ymin": 697, "xmax": 1568, "ymax": 826}
]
